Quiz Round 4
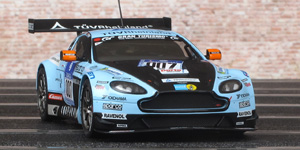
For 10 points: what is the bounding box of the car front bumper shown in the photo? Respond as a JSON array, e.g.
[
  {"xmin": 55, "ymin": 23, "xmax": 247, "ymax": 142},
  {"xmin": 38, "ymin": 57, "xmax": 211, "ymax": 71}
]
[{"xmin": 92, "ymin": 110, "xmax": 258, "ymax": 134}]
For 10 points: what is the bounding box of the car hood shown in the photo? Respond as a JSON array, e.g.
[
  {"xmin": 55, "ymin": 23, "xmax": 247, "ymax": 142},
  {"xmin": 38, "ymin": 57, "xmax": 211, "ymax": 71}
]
[{"xmin": 100, "ymin": 59, "xmax": 216, "ymax": 92}]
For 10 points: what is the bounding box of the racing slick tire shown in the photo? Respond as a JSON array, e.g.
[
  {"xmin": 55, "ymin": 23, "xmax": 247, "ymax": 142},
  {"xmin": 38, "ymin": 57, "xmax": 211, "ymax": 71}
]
[
  {"xmin": 37, "ymin": 67, "xmax": 52, "ymax": 121},
  {"xmin": 81, "ymin": 79, "xmax": 96, "ymax": 138}
]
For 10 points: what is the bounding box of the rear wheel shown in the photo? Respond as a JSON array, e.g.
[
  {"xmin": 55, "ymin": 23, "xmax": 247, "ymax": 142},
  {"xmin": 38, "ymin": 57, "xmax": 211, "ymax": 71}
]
[
  {"xmin": 81, "ymin": 79, "xmax": 96, "ymax": 138},
  {"xmin": 37, "ymin": 67, "xmax": 51, "ymax": 121}
]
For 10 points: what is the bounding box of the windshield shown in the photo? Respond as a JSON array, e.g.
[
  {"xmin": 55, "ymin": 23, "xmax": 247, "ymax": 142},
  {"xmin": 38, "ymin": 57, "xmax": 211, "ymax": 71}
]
[{"xmin": 93, "ymin": 35, "xmax": 199, "ymax": 62}]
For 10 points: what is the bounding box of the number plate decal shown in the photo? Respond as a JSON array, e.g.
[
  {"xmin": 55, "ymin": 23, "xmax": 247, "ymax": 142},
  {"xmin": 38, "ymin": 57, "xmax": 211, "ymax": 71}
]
[
  {"xmin": 64, "ymin": 61, "xmax": 77, "ymax": 106},
  {"xmin": 138, "ymin": 59, "xmax": 189, "ymax": 74}
]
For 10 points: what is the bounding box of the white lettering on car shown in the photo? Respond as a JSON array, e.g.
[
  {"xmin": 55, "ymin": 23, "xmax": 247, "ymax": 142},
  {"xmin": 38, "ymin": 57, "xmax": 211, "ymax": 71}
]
[
  {"xmin": 102, "ymin": 113, "xmax": 127, "ymax": 120},
  {"xmin": 237, "ymin": 110, "xmax": 252, "ymax": 118}
]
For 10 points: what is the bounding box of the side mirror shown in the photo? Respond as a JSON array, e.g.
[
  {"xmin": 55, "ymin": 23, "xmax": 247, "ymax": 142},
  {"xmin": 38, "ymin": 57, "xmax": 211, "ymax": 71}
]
[
  {"xmin": 60, "ymin": 50, "xmax": 76, "ymax": 61},
  {"xmin": 206, "ymin": 49, "xmax": 222, "ymax": 60}
]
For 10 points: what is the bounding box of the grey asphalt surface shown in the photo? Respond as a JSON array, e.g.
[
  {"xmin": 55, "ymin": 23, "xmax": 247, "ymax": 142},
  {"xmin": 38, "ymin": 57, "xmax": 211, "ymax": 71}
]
[{"xmin": 0, "ymin": 79, "xmax": 300, "ymax": 149}]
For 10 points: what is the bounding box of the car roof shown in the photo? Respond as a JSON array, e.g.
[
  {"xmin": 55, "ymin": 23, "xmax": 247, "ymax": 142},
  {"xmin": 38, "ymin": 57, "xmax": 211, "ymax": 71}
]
[{"xmin": 88, "ymin": 28, "xmax": 179, "ymax": 38}]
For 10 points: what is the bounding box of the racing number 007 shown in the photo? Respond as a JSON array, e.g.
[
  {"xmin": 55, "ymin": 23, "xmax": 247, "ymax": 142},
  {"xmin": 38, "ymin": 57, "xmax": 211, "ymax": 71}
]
[{"xmin": 146, "ymin": 62, "xmax": 177, "ymax": 70}]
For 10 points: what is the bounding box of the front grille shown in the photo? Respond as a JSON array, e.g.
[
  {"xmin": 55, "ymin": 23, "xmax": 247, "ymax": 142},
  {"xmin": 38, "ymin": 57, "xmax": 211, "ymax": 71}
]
[
  {"xmin": 138, "ymin": 92, "xmax": 229, "ymax": 113},
  {"xmin": 142, "ymin": 115, "xmax": 223, "ymax": 128}
]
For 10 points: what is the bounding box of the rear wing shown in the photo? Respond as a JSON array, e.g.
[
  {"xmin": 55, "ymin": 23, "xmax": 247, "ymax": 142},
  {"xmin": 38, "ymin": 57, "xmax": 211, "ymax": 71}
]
[{"xmin": 28, "ymin": 17, "xmax": 171, "ymax": 34}]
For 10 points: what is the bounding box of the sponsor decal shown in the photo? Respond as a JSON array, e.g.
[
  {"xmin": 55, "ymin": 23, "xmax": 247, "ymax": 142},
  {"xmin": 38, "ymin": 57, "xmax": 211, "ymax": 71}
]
[
  {"xmin": 236, "ymin": 121, "xmax": 244, "ymax": 126},
  {"xmin": 55, "ymin": 78, "xmax": 61, "ymax": 82},
  {"xmin": 74, "ymin": 24, "xmax": 153, "ymax": 30},
  {"xmin": 173, "ymin": 84, "xmax": 197, "ymax": 91},
  {"xmin": 48, "ymin": 104, "xmax": 59, "ymax": 116},
  {"xmin": 242, "ymin": 70, "xmax": 249, "ymax": 77},
  {"xmin": 174, "ymin": 84, "xmax": 188, "ymax": 90},
  {"xmin": 237, "ymin": 93, "xmax": 250, "ymax": 99},
  {"xmin": 101, "ymin": 36, "xmax": 113, "ymax": 41},
  {"xmin": 241, "ymin": 78, "xmax": 248, "ymax": 82},
  {"xmin": 186, "ymin": 84, "xmax": 197, "ymax": 91},
  {"xmin": 117, "ymin": 124, "xmax": 128, "ymax": 128},
  {"xmin": 87, "ymin": 72, "xmax": 95, "ymax": 79},
  {"xmin": 103, "ymin": 103, "xmax": 123, "ymax": 111},
  {"xmin": 95, "ymin": 84, "xmax": 105, "ymax": 90},
  {"xmin": 237, "ymin": 110, "xmax": 252, "ymax": 118},
  {"xmin": 94, "ymin": 37, "xmax": 114, "ymax": 44},
  {"xmin": 89, "ymin": 65, "xmax": 98, "ymax": 70},
  {"xmin": 244, "ymin": 82, "xmax": 251, "ymax": 87},
  {"xmin": 94, "ymin": 36, "xmax": 114, "ymax": 41},
  {"xmin": 118, "ymin": 35, "xmax": 166, "ymax": 40},
  {"xmin": 60, "ymin": 106, "xmax": 77, "ymax": 118},
  {"xmin": 55, "ymin": 76, "xmax": 62, "ymax": 88},
  {"xmin": 239, "ymin": 100, "xmax": 251, "ymax": 108},
  {"xmin": 100, "ymin": 67, "xmax": 123, "ymax": 76},
  {"xmin": 217, "ymin": 76, "xmax": 231, "ymax": 80},
  {"xmin": 216, "ymin": 66, "xmax": 228, "ymax": 74},
  {"xmin": 49, "ymin": 23, "xmax": 154, "ymax": 31},
  {"xmin": 161, "ymin": 78, "xmax": 200, "ymax": 83},
  {"xmin": 102, "ymin": 113, "xmax": 127, "ymax": 120},
  {"xmin": 97, "ymin": 81, "xmax": 109, "ymax": 84},
  {"xmin": 74, "ymin": 65, "xmax": 85, "ymax": 74},
  {"xmin": 217, "ymin": 66, "xmax": 227, "ymax": 74},
  {"xmin": 170, "ymin": 36, "xmax": 179, "ymax": 40},
  {"xmin": 112, "ymin": 77, "xmax": 131, "ymax": 80},
  {"xmin": 48, "ymin": 93, "xmax": 63, "ymax": 101},
  {"xmin": 100, "ymin": 67, "xmax": 108, "ymax": 71},
  {"xmin": 210, "ymin": 52, "xmax": 220, "ymax": 55},
  {"xmin": 49, "ymin": 55, "xmax": 60, "ymax": 66},
  {"xmin": 159, "ymin": 69, "xmax": 189, "ymax": 74},
  {"xmin": 103, "ymin": 30, "xmax": 171, "ymax": 36},
  {"xmin": 51, "ymin": 22, "xmax": 68, "ymax": 30},
  {"xmin": 102, "ymin": 95, "xmax": 126, "ymax": 101}
]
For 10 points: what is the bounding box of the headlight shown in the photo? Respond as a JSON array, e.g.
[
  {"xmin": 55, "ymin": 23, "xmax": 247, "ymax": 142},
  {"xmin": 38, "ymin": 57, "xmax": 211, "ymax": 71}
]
[
  {"xmin": 110, "ymin": 81, "xmax": 147, "ymax": 94},
  {"xmin": 219, "ymin": 80, "xmax": 242, "ymax": 93}
]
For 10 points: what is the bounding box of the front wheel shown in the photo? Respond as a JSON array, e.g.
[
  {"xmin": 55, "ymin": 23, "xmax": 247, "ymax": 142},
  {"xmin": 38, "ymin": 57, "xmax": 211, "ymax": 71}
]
[
  {"xmin": 37, "ymin": 67, "xmax": 51, "ymax": 121},
  {"xmin": 81, "ymin": 79, "xmax": 96, "ymax": 138}
]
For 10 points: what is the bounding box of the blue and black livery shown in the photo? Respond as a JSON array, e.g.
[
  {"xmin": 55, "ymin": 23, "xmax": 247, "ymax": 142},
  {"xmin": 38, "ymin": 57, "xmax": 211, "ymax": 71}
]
[{"xmin": 29, "ymin": 17, "xmax": 258, "ymax": 138}]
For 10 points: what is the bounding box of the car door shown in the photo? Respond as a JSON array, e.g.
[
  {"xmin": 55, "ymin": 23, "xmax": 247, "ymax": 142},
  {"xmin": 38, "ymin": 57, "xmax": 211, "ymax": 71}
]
[{"xmin": 72, "ymin": 35, "xmax": 91, "ymax": 107}]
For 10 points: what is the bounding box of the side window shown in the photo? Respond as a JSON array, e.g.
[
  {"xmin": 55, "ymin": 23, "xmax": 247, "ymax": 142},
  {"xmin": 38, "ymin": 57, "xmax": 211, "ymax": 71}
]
[
  {"xmin": 185, "ymin": 45, "xmax": 198, "ymax": 59},
  {"xmin": 75, "ymin": 39, "xmax": 84, "ymax": 60},
  {"xmin": 72, "ymin": 36, "xmax": 91, "ymax": 61}
]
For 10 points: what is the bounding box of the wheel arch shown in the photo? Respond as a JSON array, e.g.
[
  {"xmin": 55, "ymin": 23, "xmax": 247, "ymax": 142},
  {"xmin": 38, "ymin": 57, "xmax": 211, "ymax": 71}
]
[{"xmin": 36, "ymin": 60, "xmax": 59, "ymax": 92}]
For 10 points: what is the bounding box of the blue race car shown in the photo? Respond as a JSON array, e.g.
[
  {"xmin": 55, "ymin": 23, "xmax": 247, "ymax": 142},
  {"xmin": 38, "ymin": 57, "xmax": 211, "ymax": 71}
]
[{"xmin": 29, "ymin": 18, "xmax": 258, "ymax": 137}]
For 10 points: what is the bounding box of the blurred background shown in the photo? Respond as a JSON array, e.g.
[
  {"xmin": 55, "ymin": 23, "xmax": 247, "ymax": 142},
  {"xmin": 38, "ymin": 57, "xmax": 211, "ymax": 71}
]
[{"xmin": 0, "ymin": 0, "xmax": 299, "ymax": 79}]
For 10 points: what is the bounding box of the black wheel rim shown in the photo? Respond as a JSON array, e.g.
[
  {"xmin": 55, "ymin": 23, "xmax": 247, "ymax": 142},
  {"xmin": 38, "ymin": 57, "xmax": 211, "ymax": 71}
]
[
  {"xmin": 82, "ymin": 86, "xmax": 93, "ymax": 131},
  {"xmin": 38, "ymin": 74, "xmax": 47, "ymax": 114}
]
